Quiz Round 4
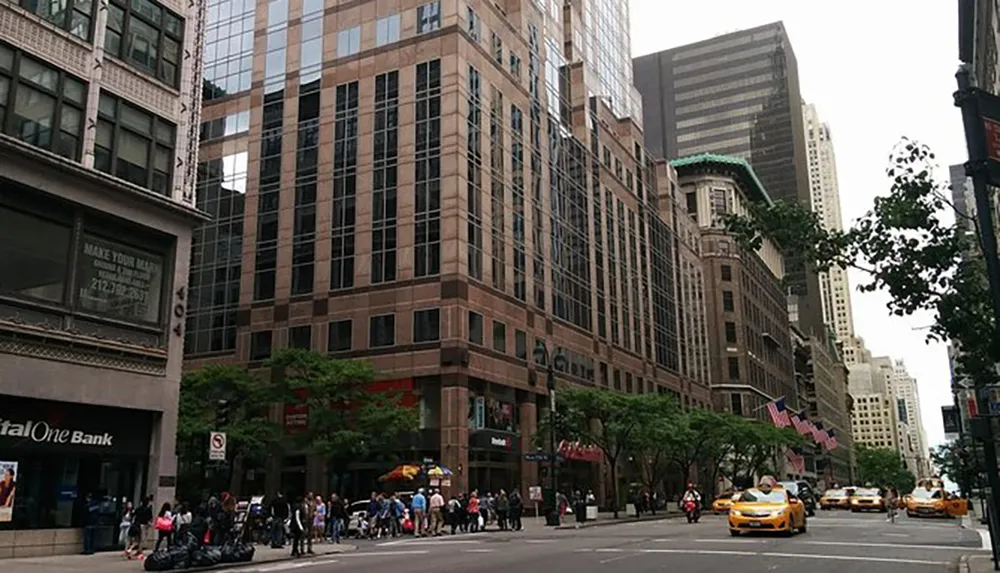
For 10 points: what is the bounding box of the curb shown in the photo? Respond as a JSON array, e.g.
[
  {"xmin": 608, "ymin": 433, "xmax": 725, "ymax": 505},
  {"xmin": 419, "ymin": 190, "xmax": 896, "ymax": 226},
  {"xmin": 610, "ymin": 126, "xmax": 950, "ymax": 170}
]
[
  {"xmin": 959, "ymin": 554, "xmax": 970, "ymax": 573},
  {"xmin": 554, "ymin": 512, "xmax": 685, "ymax": 530},
  {"xmin": 171, "ymin": 545, "xmax": 358, "ymax": 573}
]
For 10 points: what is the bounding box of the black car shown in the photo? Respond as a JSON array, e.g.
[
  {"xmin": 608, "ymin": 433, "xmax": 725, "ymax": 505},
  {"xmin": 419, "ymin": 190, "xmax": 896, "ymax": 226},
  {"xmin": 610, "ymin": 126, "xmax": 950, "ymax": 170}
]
[{"xmin": 779, "ymin": 481, "xmax": 817, "ymax": 517}]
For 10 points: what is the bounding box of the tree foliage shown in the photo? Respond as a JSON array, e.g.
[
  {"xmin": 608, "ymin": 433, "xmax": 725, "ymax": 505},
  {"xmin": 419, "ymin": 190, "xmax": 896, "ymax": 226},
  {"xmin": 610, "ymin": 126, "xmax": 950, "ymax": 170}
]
[
  {"xmin": 266, "ymin": 348, "xmax": 419, "ymax": 460},
  {"xmin": 537, "ymin": 388, "xmax": 805, "ymax": 514},
  {"xmin": 931, "ymin": 437, "xmax": 978, "ymax": 496},
  {"xmin": 721, "ymin": 139, "xmax": 994, "ymax": 384},
  {"xmin": 855, "ymin": 445, "xmax": 916, "ymax": 491}
]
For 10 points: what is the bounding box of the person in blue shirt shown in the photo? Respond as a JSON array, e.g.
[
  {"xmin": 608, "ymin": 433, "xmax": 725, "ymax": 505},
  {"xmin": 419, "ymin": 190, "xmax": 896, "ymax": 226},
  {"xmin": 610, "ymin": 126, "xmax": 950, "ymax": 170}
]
[
  {"xmin": 82, "ymin": 493, "xmax": 101, "ymax": 555},
  {"xmin": 410, "ymin": 489, "xmax": 427, "ymax": 537}
]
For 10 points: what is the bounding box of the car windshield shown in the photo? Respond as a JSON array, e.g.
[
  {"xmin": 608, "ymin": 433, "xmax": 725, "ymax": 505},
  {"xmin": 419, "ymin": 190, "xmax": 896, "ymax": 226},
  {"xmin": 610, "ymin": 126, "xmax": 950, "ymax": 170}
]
[
  {"xmin": 911, "ymin": 488, "xmax": 943, "ymax": 500},
  {"xmin": 348, "ymin": 501, "xmax": 369, "ymax": 513},
  {"xmin": 778, "ymin": 482, "xmax": 799, "ymax": 495},
  {"xmin": 824, "ymin": 489, "xmax": 845, "ymax": 497},
  {"xmin": 854, "ymin": 488, "xmax": 880, "ymax": 496},
  {"xmin": 739, "ymin": 489, "xmax": 787, "ymax": 504}
]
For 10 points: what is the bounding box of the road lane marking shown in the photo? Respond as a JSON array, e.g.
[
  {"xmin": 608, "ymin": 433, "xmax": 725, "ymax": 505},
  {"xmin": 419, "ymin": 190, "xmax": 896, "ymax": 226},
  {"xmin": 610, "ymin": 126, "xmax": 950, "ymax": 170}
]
[
  {"xmin": 599, "ymin": 553, "xmax": 642, "ymax": 565},
  {"xmin": 464, "ymin": 549, "xmax": 496, "ymax": 553},
  {"xmin": 580, "ymin": 548, "xmax": 949, "ymax": 566},
  {"xmin": 803, "ymin": 540, "xmax": 988, "ymax": 552},
  {"xmin": 380, "ymin": 540, "xmax": 482, "ymax": 546},
  {"xmin": 885, "ymin": 533, "xmax": 911, "ymax": 537},
  {"xmin": 339, "ymin": 550, "xmax": 430, "ymax": 557},
  {"xmin": 980, "ymin": 529, "xmax": 992, "ymax": 550},
  {"xmin": 525, "ymin": 539, "xmax": 555, "ymax": 544}
]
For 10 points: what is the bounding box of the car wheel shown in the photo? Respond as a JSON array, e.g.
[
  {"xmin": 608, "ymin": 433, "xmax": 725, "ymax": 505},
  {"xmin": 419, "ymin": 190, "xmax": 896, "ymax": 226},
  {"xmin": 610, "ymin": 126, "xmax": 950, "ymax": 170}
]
[{"xmin": 729, "ymin": 529, "xmax": 740, "ymax": 537}]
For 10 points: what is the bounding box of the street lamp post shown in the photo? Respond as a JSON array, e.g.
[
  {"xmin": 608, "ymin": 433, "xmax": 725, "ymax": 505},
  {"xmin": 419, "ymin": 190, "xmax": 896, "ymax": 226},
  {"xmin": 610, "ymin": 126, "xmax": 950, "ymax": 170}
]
[{"xmin": 535, "ymin": 342, "xmax": 566, "ymax": 527}]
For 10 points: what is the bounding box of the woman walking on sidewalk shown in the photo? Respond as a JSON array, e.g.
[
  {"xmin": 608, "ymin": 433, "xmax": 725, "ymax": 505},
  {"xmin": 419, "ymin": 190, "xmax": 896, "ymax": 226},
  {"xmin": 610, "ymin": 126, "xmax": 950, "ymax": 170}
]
[{"xmin": 153, "ymin": 503, "xmax": 173, "ymax": 551}]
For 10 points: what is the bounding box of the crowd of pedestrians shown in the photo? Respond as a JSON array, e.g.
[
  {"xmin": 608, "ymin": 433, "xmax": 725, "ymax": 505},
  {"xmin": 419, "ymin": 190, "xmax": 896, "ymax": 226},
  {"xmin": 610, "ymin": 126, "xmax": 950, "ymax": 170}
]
[{"xmin": 116, "ymin": 493, "xmax": 240, "ymax": 560}]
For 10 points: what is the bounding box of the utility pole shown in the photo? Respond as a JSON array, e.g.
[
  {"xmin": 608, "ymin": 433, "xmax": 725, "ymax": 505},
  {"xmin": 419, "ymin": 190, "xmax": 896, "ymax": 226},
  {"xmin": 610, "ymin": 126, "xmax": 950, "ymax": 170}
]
[
  {"xmin": 534, "ymin": 342, "xmax": 567, "ymax": 526},
  {"xmin": 954, "ymin": 63, "xmax": 1000, "ymax": 569}
]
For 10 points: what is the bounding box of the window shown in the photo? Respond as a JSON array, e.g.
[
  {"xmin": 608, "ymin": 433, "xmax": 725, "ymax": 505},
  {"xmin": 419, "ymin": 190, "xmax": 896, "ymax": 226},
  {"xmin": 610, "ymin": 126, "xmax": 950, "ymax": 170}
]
[
  {"xmin": 0, "ymin": 203, "xmax": 72, "ymax": 304},
  {"xmin": 328, "ymin": 319, "xmax": 352, "ymax": 351},
  {"xmin": 725, "ymin": 321, "xmax": 737, "ymax": 344},
  {"xmin": 202, "ymin": 0, "xmax": 255, "ymax": 101},
  {"xmin": 491, "ymin": 32, "xmax": 503, "ymax": 64},
  {"xmin": 685, "ymin": 191, "xmax": 697, "ymax": 215},
  {"xmin": 416, "ymin": 1, "xmax": 440, "ymax": 33},
  {"xmin": 600, "ymin": 362, "xmax": 609, "ymax": 387},
  {"xmin": 376, "ymin": 14, "xmax": 400, "ymax": 46},
  {"xmin": 94, "ymin": 92, "xmax": 175, "ymax": 195},
  {"xmin": 0, "ymin": 47, "xmax": 86, "ymax": 161},
  {"xmin": 104, "ymin": 0, "xmax": 183, "ymax": 86},
  {"xmin": 515, "ymin": 329, "xmax": 527, "ymax": 360},
  {"xmin": 371, "ymin": 71, "xmax": 399, "ymax": 285},
  {"xmin": 710, "ymin": 188, "xmax": 729, "ymax": 216},
  {"xmin": 414, "ymin": 60, "xmax": 441, "ymax": 277},
  {"xmin": 613, "ymin": 369, "xmax": 622, "ymax": 390},
  {"xmin": 466, "ymin": 6, "xmax": 480, "ymax": 41},
  {"xmin": 492, "ymin": 321, "xmax": 506, "ymax": 353},
  {"xmin": 730, "ymin": 393, "xmax": 743, "ymax": 416},
  {"xmin": 369, "ymin": 314, "xmax": 395, "ymax": 347},
  {"xmin": 728, "ymin": 357, "xmax": 740, "ymax": 380},
  {"xmin": 721, "ymin": 264, "xmax": 732, "ymax": 281},
  {"xmin": 509, "ymin": 52, "xmax": 521, "ymax": 79},
  {"xmin": 289, "ymin": 325, "xmax": 312, "ymax": 349},
  {"xmin": 468, "ymin": 311, "xmax": 483, "ymax": 345},
  {"xmin": 336, "ymin": 26, "xmax": 360, "ymax": 57},
  {"xmin": 722, "ymin": 290, "xmax": 734, "ymax": 312},
  {"xmin": 413, "ymin": 308, "xmax": 440, "ymax": 343},
  {"xmin": 200, "ymin": 111, "xmax": 250, "ymax": 142},
  {"xmin": 250, "ymin": 331, "xmax": 273, "ymax": 360},
  {"xmin": 20, "ymin": 0, "xmax": 94, "ymax": 40}
]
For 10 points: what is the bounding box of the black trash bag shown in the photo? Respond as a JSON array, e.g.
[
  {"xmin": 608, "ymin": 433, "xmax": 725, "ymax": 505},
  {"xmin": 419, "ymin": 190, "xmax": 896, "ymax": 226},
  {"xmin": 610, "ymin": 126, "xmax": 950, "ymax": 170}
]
[
  {"xmin": 190, "ymin": 546, "xmax": 223, "ymax": 567},
  {"xmin": 235, "ymin": 543, "xmax": 255, "ymax": 563},
  {"xmin": 220, "ymin": 543, "xmax": 239, "ymax": 563},
  {"xmin": 181, "ymin": 531, "xmax": 200, "ymax": 551},
  {"xmin": 143, "ymin": 551, "xmax": 173, "ymax": 572},
  {"xmin": 167, "ymin": 546, "xmax": 190, "ymax": 570}
]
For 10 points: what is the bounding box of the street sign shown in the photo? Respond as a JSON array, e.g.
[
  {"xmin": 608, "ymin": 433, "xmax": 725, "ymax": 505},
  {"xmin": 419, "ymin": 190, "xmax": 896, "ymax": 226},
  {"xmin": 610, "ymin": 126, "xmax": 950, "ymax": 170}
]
[
  {"xmin": 943, "ymin": 405, "xmax": 962, "ymax": 440},
  {"xmin": 523, "ymin": 453, "xmax": 565, "ymax": 462},
  {"xmin": 529, "ymin": 486, "xmax": 543, "ymax": 501},
  {"xmin": 209, "ymin": 431, "xmax": 227, "ymax": 461}
]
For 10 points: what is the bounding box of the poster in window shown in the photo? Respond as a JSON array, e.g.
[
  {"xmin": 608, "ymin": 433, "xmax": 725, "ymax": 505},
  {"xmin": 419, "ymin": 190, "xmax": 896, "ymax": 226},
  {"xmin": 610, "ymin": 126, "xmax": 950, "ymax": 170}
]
[
  {"xmin": 486, "ymin": 398, "xmax": 514, "ymax": 432},
  {"xmin": 76, "ymin": 235, "xmax": 164, "ymax": 323},
  {"xmin": 0, "ymin": 460, "xmax": 16, "ymax": 523},
  {"xmin": 468, "ymin": 396, "xmax": 485, "ymax": 430}
]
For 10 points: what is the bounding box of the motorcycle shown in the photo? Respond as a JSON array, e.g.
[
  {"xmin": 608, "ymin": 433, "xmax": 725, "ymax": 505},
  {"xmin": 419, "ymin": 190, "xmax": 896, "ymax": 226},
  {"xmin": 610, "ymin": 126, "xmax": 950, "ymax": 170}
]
[{"xmin": 683, "ymin": 499, "xmax": 700, "ymax": 523}]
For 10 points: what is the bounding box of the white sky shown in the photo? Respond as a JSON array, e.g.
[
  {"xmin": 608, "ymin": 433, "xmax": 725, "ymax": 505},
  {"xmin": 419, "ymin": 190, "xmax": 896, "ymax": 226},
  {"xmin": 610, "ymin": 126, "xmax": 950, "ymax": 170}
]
[{"xmin": 630, "ymin": 0, "xmax": 964, "ymax": 451}]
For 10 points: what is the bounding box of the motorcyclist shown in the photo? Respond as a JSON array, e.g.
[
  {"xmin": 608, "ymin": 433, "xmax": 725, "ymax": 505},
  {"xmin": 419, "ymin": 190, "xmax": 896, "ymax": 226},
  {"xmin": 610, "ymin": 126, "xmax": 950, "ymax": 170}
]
[{"xmin": 681, "ymin": 484, "xmax": 702, "ymax": 519}]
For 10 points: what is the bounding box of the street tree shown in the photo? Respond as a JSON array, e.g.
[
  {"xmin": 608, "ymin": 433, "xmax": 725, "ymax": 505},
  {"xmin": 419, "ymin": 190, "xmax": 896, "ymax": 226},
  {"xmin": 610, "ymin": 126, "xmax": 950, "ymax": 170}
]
[
  {"xmin": 176, "ymin": 364, "xmax": 281, "ymax": 497},
  {"xmin": 266, "ymin": 348, "xmax": 420, "ymax": 468},
  {"xmin": 536, "ymin": 387, "xmax": 657, "ymax": 518},
  {"xmin": 630, "ymin": 394, "xmax": 683, "ymax": 496},
  {"xmin": 931, "ymin": 437, "xmax": 978, "ymax": 497},
  {"xmin": 720, "ymin": 416, "xmax": 803, "ymax": 488},
  {"xmin": 720, "ymin": 138, "xmax": 994, "ymax": 388},
  {"xmin": 666, "ymin": 409, "xmax": 734, "ymax": 495},
  {"xmin": 856, "ymin": 445, "xmax": 916, "ymax": 491}
]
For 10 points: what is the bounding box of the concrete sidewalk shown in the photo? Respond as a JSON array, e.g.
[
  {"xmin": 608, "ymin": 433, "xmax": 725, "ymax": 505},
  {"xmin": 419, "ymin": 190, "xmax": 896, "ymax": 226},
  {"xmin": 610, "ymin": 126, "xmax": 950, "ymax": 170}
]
[{"xmin": 1, "ymin": 542, "xmax": 357, "ymax": 573}]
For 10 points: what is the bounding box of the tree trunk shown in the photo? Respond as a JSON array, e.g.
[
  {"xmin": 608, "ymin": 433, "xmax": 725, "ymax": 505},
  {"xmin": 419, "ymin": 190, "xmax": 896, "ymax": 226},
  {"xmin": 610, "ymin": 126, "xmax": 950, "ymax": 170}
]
[{"xmin": 610, "ymin": 458, "xmax": 620, "ymax": 519}]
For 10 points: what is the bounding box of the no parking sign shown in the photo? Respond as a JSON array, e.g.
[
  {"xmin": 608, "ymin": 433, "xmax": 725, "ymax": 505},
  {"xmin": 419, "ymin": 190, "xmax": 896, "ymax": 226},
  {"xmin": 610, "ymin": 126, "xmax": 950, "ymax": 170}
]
[{"xmin": 209, "ymin": 431, "xmax": 227, "ymax": 461}]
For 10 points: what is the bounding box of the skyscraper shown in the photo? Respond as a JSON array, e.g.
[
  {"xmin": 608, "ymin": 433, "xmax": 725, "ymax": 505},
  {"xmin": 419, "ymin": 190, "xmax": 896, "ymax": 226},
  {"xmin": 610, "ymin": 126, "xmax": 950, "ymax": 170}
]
[
  {"xmin": 0, "ymin": 0, "xmax": 205, "ymax": 555},
  {"xmin": 633, "ymin": 22, "xmax": 826, "ymax": 341},
  {"xmin": 187, "ymin": 0, "xmax": 710, "ymax": 500},
  {"xmin": 802, "ymin": 103, "xmax": 855, "ymax": 346},
  {"xmin": 889, "ymin": 359, "xmax": 930, "ymax": 476}
]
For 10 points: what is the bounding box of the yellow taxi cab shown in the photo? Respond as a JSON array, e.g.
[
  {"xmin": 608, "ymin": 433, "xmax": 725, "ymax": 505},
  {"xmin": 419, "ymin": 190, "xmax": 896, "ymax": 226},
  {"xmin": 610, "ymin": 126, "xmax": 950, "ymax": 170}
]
[
  {"xmin": 849, "ymin": 487, "xmax": 886, "ymax": 512},
  {"xmin": 728, "ymin": 479, "xmax": 807, "ymax": 536},
  {"xmin": 906, "ymin": 478, "xmax": 968, "ymax": 518},
  {"xmin": 712, "ymin": 491, "xmax": 740, "ymax": 514},
  {"xmin": 818, "ymin": 488, "xmax": 849, "ymax": 510}
]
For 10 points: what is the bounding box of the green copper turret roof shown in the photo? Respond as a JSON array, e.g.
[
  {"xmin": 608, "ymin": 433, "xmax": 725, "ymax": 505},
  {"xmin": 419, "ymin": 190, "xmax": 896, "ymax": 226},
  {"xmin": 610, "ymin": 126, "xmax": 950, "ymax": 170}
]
[{"xmin": 669, "ymin": 153, "xmax": 774, "ymax": 206}]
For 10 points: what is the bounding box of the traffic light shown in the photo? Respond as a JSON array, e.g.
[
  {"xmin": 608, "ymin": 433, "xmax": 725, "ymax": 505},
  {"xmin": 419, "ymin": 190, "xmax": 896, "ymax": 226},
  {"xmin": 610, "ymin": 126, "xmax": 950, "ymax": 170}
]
[{"xmin": 215, "ymin": 399, "xmax": 230, "ymax": 428}]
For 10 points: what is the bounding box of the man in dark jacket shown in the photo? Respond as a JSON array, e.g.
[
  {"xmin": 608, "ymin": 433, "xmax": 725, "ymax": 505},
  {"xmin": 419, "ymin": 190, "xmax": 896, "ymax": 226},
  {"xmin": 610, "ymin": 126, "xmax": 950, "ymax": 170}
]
[
  {"xmin": 508, "ymin": 490, "xmax": 523, "ymax": 531},
  {"xmin": 270, "ymin": 493, "xmax": 289, "ymax": 548}
]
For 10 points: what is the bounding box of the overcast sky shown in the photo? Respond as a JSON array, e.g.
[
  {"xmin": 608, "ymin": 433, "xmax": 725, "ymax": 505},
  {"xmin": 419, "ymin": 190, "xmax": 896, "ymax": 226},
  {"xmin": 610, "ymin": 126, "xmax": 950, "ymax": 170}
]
[{"xmin": 629, "ymin": 0, "xmax": 964, "ymax": 451}]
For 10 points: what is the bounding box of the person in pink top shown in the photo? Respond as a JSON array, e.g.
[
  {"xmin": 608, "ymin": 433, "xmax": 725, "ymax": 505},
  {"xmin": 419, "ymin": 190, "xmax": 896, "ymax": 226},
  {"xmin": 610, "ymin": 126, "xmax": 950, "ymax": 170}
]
[{"xmin": 467, "ymin": 491, "xmax": 481, "ymax": 533}]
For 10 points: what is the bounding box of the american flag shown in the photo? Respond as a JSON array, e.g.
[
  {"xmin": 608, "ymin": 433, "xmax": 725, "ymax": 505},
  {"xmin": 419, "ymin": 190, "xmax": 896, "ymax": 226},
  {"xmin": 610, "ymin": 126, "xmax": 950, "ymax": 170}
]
[
  {"xmin": 784, "ymin": 448, "xmax": 806, "ymax": 474},
  {"xmin": 825, "ymin": 429, "xmax": 838, "ymax": 451},
  {"xmin": 789, "ymin": 414, "xmax": 810, "ymax": 435},
  {"xmin": 766, "ymin": 398, "xmax": 791, "ymax": 428},
  {"xmin": 812, "ymin": 421, "xmax": 828, "ymax": 446}
]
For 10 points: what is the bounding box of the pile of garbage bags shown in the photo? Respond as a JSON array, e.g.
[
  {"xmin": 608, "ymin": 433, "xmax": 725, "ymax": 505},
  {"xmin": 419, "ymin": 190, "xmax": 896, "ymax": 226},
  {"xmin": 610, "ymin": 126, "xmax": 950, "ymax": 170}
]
[{"xmin": 144, "ymin": 532, "xmax": 255, "ymax": 571}]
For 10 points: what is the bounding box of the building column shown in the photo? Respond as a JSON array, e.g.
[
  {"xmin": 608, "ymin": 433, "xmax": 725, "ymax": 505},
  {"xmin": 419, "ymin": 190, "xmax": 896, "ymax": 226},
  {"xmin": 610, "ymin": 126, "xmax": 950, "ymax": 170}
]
[
  {"xmin": 519, "ymin": 398, "xmax": 538, "ymax": 501},
  {"xmin": 440, "ymin": 378, "xmax": 469, "ymax": 497}
]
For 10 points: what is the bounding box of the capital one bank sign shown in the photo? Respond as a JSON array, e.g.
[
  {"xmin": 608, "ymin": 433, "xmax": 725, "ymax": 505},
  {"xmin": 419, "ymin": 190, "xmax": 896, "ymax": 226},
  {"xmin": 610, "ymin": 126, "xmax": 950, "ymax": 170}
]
[{"xmin": 0, "ymin": 418, "xmax": 114, "ymax": 447}]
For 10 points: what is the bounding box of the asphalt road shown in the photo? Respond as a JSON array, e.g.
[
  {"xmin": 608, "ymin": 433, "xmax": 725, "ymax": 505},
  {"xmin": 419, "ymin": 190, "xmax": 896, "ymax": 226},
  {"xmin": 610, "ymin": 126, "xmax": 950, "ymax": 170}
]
[{"xmin": 220, "ymin": 510, "xmax": 988, "ymax": 573}]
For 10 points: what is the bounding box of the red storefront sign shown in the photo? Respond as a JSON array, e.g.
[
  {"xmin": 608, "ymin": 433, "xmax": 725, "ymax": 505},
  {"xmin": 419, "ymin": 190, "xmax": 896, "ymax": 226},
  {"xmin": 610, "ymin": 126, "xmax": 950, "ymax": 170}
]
[
  {"xmin": 557, "ymin": 440, "xmax": 602, "ymax": 463},
  {"xmin": 282, "ymin": 379, "xmax": 418, "ymax": 434},
  {"xmin": 985, "ymin": 117, "xmax": 1000, "ymax": 163}
]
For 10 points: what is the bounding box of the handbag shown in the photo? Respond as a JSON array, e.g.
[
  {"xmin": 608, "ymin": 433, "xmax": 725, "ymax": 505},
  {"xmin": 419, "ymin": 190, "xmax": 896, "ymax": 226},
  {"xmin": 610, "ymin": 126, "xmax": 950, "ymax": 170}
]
[{"xmin": 155, "ymin": 516, "xmax": 174, "ymax": 532}]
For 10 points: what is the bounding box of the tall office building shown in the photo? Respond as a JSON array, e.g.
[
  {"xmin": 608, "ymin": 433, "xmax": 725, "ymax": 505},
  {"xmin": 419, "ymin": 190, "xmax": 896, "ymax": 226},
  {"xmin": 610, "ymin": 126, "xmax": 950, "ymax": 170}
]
[
  {"xmin": 0, "ymin": 0, "xmax": 205, "ymax": 556},
  {"xmin": 889, "ymin": 359, "xmax": 930, "ymax": 476},
  {"xmin": 848, "ymin": 358, "xmax": 901, "ymax": 452},
  {"xmin": 187, "ymin": 0, "xmax": 711, "ymax": 500},
  {"xmin": 633, "ymin": 22, "xmax": 826, "ymax": 341},
  {"xmin": 803, "ymin": 103, "xmax": 855, "ymax": 345}
]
